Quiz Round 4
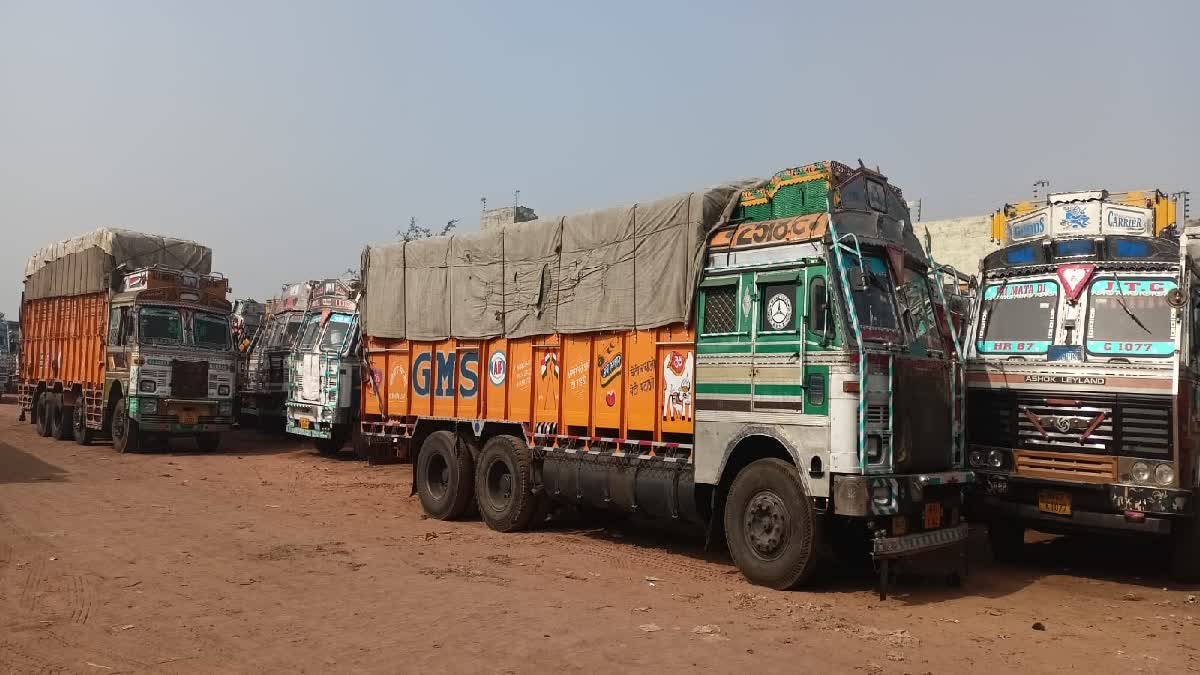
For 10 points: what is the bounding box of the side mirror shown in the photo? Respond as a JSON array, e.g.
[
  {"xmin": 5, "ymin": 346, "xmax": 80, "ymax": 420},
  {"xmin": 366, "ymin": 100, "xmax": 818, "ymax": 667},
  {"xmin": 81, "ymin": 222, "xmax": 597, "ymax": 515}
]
[{"xmin": 849, "ymin": 267, "xmax": 869, "ymax": 292}]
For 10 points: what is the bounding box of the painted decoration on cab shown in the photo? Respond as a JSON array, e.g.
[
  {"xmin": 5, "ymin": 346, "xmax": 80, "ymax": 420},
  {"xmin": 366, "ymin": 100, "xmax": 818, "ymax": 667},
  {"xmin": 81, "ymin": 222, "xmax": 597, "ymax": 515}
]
[
  {"xmin": 766, "ymin": 293, "xmax": 792, "ymax": 330},
  {"xmin": 662, "ymin": 351, "xmax": 694, "ymax": 421},
  {"xmin": 1061, "ymin": 205, "xmax": 1090, "ymax": 229}
]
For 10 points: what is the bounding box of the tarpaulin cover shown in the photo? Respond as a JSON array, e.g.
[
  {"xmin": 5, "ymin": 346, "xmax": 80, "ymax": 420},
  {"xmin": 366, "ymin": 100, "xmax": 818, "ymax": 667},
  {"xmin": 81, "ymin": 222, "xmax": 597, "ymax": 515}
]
[
  {"xmin": 361, "ymin": 183, "xmax": 749, "ymax": 340},
  {"xmin": 24, "ymin": 228, "xmax": 212, "ymax": 300}
]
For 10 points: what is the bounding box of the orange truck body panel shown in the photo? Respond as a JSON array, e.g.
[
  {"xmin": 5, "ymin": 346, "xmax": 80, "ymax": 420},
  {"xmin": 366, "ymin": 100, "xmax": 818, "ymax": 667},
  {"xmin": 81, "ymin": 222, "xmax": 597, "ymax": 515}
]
[
  {"xmin": 363, "ymin": 325, "xmax": 695, "ymax": 442},
  {"xmin": 20, "ymin": 292, "xmax": 108, "ymax": 391}
]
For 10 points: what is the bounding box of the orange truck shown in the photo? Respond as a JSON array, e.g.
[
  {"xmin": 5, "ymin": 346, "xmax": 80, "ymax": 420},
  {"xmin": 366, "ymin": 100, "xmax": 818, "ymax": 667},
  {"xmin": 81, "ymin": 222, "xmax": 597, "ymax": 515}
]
[
  {"xmin": 360, "ymin": 162, "xmax": 973, "ymax": 594},
  {"xmin": 19, "ymin": 228, "xmax": 236, "ymax": 452}
]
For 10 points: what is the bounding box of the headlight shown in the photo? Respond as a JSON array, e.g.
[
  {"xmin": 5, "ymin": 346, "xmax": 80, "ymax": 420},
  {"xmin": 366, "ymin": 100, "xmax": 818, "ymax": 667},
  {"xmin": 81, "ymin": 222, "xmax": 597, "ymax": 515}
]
[
  {"xmin": 218, "ymin": 384, "xmax": 230, "ymax": 396},
  {"xmin": 969, "ymin": 450, "xmax": 984, "ymax": 467},
  {"xmin": 987, "ymin": 449, "xmax": 1004, "ymax": 468},
  {"xmin": 142, "ymin": 398, "xmax": 158, "ymax": 414},
  {"xmin": 1131, "ymin": 461, "xmax": 1151, "ymax": 483},
  {"xmin": 1154, "ymin": 463, "xmax": 1175, "ymax": 486},
  {"xmin": 219, "ymin": 401, "xmax": 233, "ymax": 416},
  {"xmin": 139, "ymin": 379, "xmax": 157, "ymax": 393}
]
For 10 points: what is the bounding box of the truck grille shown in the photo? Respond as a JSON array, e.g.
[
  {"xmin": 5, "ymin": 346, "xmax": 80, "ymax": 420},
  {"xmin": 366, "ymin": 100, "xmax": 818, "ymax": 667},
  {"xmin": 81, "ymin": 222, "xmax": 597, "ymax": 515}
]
[
  {"xmin": 171, "ymin": 360, "xmax": 209, "ymax": 398},
  {"xmin": 968, "ymin": 390, "xmax": 1171, "ymax": 457},
  {"xmin": 1013, "ymin": 449, "xmax": 1117, "ymax": 483}
]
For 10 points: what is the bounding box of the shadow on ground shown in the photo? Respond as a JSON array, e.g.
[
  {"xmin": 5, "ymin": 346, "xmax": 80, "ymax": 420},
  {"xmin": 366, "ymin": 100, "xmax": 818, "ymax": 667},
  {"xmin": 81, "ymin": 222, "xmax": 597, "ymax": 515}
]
[{"xmin": 0, "ymin": 441, "xmax": 69, "ymax": 485}]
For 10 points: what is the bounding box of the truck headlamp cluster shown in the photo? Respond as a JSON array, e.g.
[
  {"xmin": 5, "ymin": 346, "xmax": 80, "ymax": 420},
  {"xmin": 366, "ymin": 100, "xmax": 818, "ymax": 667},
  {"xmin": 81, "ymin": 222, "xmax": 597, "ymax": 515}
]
[{"xmin": 139, "ymin": 379, "xmax": 157, "ymax": 393}]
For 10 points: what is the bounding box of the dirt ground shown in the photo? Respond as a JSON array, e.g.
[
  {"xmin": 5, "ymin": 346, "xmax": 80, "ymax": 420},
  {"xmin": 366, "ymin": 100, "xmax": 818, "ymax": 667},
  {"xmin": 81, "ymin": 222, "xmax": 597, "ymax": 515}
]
[{"xmin": 2, "ymin": 396, "xmax": 1199, "ymax": 674}]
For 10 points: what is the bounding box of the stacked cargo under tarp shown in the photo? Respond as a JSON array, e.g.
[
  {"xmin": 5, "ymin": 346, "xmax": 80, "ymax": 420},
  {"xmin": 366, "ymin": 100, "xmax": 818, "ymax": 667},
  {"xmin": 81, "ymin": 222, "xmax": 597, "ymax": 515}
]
[
  {"xmin": 361, "ymin": 184, "xmax": 750, "ymax": 340},
  {"xmin": 23, "ymin": 228, "xmax": 213, "ymax": 300}
]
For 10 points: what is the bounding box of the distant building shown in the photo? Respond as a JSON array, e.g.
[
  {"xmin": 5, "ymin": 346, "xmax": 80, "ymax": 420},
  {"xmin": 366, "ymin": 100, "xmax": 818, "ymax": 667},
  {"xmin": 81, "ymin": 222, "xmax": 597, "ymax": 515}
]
[
  {"xmin": 919, "ymin": 214, "xmax": 996, "ymax": 276},
  {"xmin": 481, "ymin": 205, "xmax": 537, "ymax": 231}
]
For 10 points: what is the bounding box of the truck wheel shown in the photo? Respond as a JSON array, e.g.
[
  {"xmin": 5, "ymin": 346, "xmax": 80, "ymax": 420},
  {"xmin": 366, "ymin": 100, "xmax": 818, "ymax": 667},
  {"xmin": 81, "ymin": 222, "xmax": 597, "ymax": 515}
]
[
  {"xmin": 987, "ymin": 520, "xmax": 1025, "ymax": 563},
  {"xmin": 196, "ymin": 432, "xmax": 221, "ymax": 452},
  {"xmin": 351, "ymin": 423, "xmax": 370, "ymax": 461},
  {"xmin": 315, "ymin": 426, "xmax": 348, "ymax": 456},
  {"xmin": 72, "ymin": 402, "xmax": 93, "ymax": 446},
  {"xmin": 416, "ymin": 430, "xmax": 474, "ymax": 520},
  {"xmin": 51, "ymin": 403, "xmax": 74, "ymax": 441},
  {"xmin": 723, "ymin": 458, "xmax": 823, "ymax": 590},
  {"xmin": 1170, "ymin": 516, "xmax": 1200, "ymax": 582},
  {"xmin": 111, "ymin": 397, "xmax": 141, "ymax": 454},
  {"xmin": 475, "ymin": 435, "xmax": 537, "ymax": 533},
  {"xmin": 35, "ymin": 395, "xmax": 53, "ymax": 437}
]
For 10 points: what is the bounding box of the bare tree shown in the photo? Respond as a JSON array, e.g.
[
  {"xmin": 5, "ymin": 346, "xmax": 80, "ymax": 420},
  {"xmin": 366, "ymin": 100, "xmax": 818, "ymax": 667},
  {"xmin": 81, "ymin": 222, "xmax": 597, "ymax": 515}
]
[{"xmin": 398, "ymin": 217, "xmax": 458, "ymax": 241}]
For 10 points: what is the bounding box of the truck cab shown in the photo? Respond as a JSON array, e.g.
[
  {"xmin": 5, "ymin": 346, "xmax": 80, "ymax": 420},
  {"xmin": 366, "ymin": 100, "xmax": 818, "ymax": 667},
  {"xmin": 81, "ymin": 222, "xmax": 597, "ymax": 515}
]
[
  {"xmin": 0, "ymin": 315, "xmax": 15, "ymax": 394},
  {"xmin": 285, "ymin": 278, "xmax": 363, "ymax": 455},
  {"xmin": 239, "ymin": 283, "xmax": 310, "ymax": 430},
  {"xmin": 966, "ymin": 190, "xmax": 1200, "ymax": 578},
  {"xmin": 102, "ymin": 266, "xmax": 236, "ymax": 452}
]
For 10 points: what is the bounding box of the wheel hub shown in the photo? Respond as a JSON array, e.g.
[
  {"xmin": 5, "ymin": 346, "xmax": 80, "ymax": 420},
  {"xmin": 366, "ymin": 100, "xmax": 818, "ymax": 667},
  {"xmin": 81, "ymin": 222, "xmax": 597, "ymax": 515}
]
[
  {"xmin": 426, "ymin": 455, "xmax": 449, "ymax": 500},
  {"xmin": 485, "ymin": 459, "xmax": 514, "ymax": 512},
  {"xmin": 744, "ymin": 490, "xmax": 788, "ymax": 560}
]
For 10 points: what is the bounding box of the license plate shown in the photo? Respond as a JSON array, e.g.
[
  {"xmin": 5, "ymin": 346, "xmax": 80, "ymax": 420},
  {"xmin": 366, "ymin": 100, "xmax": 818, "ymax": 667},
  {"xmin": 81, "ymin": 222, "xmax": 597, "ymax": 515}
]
[
  {"xmin": 923, "ymin": 502, "xmax": 943, "ymax": 529},
  {"xmin": 1039, "ymin": 490, "xmax": 1072, "ymax": 516},
  {"xmin": 892, "ymin": 516, "xmax": 908, "ymax": 537},
  {"xmin": 179, "ymin": 410, "xmax": 199, "ymax": 425},
  {"xmin": 300, "ymin": 418, "xmax": 311, "ymax": 429}
]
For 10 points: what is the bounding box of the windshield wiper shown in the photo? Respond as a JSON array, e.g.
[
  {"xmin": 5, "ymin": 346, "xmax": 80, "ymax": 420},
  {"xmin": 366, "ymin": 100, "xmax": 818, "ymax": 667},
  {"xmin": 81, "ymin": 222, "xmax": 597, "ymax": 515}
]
[{"xmin": 1111, "ymin": 281, "xmax": 1152, "ymax": 336}]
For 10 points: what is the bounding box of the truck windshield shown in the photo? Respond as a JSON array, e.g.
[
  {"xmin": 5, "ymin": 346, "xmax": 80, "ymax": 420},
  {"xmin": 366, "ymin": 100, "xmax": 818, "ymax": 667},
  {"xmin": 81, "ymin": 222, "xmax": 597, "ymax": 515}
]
[
  {"xmin": 298, "ymin": 315, "xmax": 321, "ymax": 351},
  {"xmin": 319, "ymin": 314, "xmax": 354, "ymax": 353},
  {"xmin": 850, "ymin": 255, "xmax": 900, "ymax": 333},
  {"xmin": 897, "ymin": 266, "xmax": 941, "ymax": 352},
  {"xmin": 1086, "ymin": 278, "xmax": 1176, "ymax": 357},
  {"xmin": 269, "ymin": 315, "xmax": 303, "ymax": 348},
  {"xmin": 976, "ymin": 280, "xmax": 1057, "ymax": 355},
  {"xmin": 193, "ymin": 312, "xmax": 231, "ymax": 351},
  {"xmin": 139, "ymin": 307, "xmax": 183, "ymax": 346}
]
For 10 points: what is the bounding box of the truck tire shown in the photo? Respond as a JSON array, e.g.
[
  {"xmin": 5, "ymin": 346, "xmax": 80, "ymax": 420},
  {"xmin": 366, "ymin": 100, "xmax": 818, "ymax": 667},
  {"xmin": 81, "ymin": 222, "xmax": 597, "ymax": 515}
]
[
  {"xmin": 51, "ymin": 403, "xmax": 74, "ymax": 441},
  {"xmin": 111, "ymin": 397, "xmax": 142, "ymax": 454},
  {"xmin": 315, "ymin": 426, "xmax": 348, "ymax": 456},
  {"xmin": 723, "ymin": 458, "xmax": 823, "ymax": 590},
  {"xmin": 1170, "ymin": 513, "xmax": 1200, "ymax": 582},
  {"xmin": 475, "ymin": 434, "xmax": 537, "ymax": 533},
  {"xmin": 196, "ymin": 433, "xmax": 221, "ymax": 453},
  {"xmin": 351, "ymin": 423, "xmax": 370, "ymax": 461},
  {"xmin": 416, "ymin": 430, "xmax": 474, "ymax": 520},
  {"xmin": 987, "ymin": 520, "xmax": 1025, "ymax": 563},
  {"xmin": 72, "ymin": 402, "xmax": 93, "ymax": 446},
  {"xmin": 35, "ymin": 395, "xmax": 52, "ymax": 437}
]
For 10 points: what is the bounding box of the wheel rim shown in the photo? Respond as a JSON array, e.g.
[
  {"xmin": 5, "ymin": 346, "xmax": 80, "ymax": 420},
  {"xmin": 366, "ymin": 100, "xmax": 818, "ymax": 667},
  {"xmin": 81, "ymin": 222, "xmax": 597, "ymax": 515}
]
[
  {"xmin": 483, "ymin": 456, "xmax": 514, "ymax": 514},
  {"xmin": 425, "ymin": 452, "xmax": 449, "ymax": 500},
  {"xmin": 743, "ymin": 490, "xmax": 790, "ymax": 561}
]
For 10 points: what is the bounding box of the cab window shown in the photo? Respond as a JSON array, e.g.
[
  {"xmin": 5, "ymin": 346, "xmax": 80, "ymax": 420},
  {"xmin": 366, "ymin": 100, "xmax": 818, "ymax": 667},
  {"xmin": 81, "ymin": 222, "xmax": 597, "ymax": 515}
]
[{"xmin": 701, "ymin": 284, "xmax": 739, "ymax": 335}]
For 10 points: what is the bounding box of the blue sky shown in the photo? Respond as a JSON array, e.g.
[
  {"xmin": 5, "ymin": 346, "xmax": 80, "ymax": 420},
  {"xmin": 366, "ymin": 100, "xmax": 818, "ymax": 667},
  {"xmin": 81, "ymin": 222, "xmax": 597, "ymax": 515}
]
[{"xmin": 1, "ymin": 0, "xmax": 1197, "ymax": 316}]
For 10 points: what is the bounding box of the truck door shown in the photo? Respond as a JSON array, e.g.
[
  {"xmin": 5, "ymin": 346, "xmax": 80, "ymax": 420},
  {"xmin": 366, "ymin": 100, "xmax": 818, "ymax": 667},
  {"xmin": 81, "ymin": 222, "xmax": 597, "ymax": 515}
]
[
  {"xmin": 751, "ymin": 270, "xmax": 804, "ymax": 412},
  {"xmin": 106, "ymin": 306, "xmax": 132, "ymax": 391}
]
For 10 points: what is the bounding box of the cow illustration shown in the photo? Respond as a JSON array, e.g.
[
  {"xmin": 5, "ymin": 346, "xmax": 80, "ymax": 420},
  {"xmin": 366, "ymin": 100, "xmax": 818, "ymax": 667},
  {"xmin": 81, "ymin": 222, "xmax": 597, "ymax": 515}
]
[{"xmin": 662, "ymin": 351, "xmax": 694, "ymax": 421}]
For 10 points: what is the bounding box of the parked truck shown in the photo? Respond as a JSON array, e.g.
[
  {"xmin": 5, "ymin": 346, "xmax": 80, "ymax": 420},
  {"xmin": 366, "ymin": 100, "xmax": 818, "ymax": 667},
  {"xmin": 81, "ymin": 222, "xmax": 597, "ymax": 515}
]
[
  {"xmin": 967, "ymin": 190, "xmax": 1200, "ymax": 577},
  {"xmin": 19, "ymin": 228, "xmax": 236, "ymax": 451},
  {"xmin": 0, "ymin": 314, "xmax": 16, "ymax": 393},
  {"xmin": 285, "ymin": 278, "xmax": 364, "ymax": 455},
  {"xmin": 359, "ymin": 161, "xmax": 972, "ymax": 593},
  {"xmin": 239, "ymin": 283, "xmax": 310, "ymax": 429}
]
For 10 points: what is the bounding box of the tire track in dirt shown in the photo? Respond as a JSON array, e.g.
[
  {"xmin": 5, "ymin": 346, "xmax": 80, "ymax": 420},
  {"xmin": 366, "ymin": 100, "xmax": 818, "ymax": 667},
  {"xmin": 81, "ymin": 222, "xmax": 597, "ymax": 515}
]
[
  {"xmin": 19, "ymin": 557, "xmax": 48, "ymax": 614},
  {"xmin": 68, "ymin": 574, "xmax": 92, "ymax": 625},
  {"xmin": 549, "ymin": 533, "xmax": 734, "ymax": 584},
  {"xmin": 0, "ymin": 640, "xmax": 65, "ymax": 675}
]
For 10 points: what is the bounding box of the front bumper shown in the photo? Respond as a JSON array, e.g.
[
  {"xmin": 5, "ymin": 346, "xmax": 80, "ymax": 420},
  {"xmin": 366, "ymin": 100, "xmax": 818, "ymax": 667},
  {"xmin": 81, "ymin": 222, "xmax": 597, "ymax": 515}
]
[
  {"xmin": 833, "ymin": 470, "xmax": 974, "ymax": 517},
  {"xmin": 973, "ymin": 471, "xmax": 1191, "ymax": 534},
  {"xmin": 131, "ymin": 398, "xmax": 234, "ymax": 433}
]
